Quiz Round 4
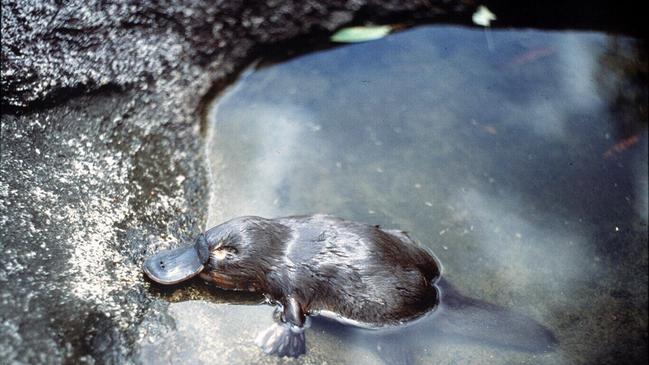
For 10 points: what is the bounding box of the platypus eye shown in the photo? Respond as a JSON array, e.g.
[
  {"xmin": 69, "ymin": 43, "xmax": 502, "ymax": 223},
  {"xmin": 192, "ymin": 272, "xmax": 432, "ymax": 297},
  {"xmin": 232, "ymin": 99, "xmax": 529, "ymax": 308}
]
[{"xmin": 211, "ymin": 245, "xmax": 238, "ymax": 260}]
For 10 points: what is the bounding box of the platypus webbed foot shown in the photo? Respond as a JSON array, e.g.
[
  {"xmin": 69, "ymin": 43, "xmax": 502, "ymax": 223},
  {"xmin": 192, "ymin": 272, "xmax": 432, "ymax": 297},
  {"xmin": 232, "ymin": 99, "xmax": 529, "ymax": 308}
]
[{"xmin": 255, "ymin": 322, "xmax": 306, "ymax": 358}]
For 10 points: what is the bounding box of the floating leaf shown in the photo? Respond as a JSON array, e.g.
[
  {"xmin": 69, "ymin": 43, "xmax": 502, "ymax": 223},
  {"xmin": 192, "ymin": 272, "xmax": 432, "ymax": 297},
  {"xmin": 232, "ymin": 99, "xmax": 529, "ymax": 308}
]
[
  {"xmin": 330, "ymin": 25, "xmax": 392, "ymax": 43},
  {"xmin": 472, "ymin": 5, "xmax": 497, "ymax": 27}
]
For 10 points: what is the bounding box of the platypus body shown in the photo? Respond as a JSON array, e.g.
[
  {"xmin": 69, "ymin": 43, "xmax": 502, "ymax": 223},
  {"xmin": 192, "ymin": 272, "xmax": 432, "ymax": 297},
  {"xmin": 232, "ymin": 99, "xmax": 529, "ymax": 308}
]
[{"xmin": 144, "ymin": 215, "xmax": 556, "ymax": 358}]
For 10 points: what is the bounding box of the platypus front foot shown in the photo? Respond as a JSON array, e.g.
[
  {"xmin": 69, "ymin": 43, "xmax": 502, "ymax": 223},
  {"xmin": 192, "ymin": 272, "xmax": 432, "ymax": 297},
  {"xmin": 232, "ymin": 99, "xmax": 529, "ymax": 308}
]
[{"xmin": 255, "ymin": 322, "xmax": 306, "ymax": 358}]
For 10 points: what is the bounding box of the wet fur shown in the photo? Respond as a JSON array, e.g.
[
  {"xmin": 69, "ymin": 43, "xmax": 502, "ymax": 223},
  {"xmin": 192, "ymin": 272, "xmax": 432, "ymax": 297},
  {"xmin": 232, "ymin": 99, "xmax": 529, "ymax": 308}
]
[{"xmin": 203, "ymin": 214, "xmax": 441, "ymax": 325}]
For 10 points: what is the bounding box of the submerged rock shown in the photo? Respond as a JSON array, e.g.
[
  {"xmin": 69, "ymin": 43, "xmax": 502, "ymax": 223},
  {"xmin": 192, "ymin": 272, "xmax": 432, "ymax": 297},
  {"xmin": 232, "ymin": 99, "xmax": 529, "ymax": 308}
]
[{"xmin": 137, "ymin": 301, "xmax": 382, "ymax": 365}]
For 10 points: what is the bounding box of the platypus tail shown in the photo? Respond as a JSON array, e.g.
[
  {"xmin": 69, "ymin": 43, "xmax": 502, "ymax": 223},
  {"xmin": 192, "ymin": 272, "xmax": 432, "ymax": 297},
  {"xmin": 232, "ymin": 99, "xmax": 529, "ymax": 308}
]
[{"xmin": 432, "ymin": 278, "xmax": 558, "ymax": 352}]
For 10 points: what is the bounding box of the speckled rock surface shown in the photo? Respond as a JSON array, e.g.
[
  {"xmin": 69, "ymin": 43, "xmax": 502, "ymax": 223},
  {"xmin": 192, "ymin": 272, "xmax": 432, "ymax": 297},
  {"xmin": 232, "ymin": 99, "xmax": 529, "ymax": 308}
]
[{"xmin": 1, "ymin": 0, "xmax": 477, "ymax": 112}]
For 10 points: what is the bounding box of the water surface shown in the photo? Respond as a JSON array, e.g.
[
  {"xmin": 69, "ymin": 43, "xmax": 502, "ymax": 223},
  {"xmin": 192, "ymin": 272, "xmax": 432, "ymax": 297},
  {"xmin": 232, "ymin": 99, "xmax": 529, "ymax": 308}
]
[{"xmin": 199, "ymin": 26, "xmax": 647, "ymax": 364}]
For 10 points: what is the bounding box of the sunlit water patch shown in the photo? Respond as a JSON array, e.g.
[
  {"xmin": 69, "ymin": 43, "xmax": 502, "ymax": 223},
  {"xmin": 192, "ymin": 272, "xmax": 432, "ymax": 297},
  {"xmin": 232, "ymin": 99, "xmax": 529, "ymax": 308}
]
[{"xmin": 181, "ymin": 26, "xmax": 646, "ymax": 364}]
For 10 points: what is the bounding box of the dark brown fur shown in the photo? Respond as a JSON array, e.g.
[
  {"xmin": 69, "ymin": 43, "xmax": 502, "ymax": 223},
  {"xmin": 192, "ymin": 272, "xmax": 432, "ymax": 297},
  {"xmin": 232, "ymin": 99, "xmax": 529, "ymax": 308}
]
[{"xmin": 200, "ymin": 214, "xmax": 441, "ymax": 327}]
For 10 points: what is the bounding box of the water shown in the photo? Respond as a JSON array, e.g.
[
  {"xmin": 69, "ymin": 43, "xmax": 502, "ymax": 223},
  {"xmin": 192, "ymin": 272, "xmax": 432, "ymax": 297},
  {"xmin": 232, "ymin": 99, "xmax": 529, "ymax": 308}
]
[{"xmin": 198, "ymin": 26, "xmax": 647, "ymax": 364}]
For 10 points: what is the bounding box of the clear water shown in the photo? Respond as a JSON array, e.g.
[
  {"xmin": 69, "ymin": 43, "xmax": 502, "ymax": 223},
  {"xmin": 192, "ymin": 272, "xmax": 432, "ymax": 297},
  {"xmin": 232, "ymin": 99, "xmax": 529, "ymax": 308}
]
[{"xmin": 200, "ymin": 26, "xmax": 647, "ymax": 364}]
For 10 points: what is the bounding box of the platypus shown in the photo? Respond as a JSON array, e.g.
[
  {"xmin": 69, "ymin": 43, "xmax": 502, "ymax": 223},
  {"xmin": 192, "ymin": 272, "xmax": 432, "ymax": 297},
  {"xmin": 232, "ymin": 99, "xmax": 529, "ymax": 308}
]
[{"xmin": 143, "ymin": 215, "xmax": 556, "ymax": 358}]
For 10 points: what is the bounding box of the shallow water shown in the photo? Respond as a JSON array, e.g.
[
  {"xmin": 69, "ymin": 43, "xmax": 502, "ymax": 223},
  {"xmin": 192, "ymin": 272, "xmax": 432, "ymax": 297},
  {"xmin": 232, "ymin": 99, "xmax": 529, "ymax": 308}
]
[{"xmin": 197, "ymin": 26, "xmax": 647, "ymax": 364}]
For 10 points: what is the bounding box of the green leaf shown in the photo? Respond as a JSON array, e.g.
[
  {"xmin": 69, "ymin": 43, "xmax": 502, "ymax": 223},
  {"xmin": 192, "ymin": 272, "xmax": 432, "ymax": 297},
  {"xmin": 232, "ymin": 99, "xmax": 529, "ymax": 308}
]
[{"xmin": 330, "ymin": 25, "xmax": 392, "ymax": 43}]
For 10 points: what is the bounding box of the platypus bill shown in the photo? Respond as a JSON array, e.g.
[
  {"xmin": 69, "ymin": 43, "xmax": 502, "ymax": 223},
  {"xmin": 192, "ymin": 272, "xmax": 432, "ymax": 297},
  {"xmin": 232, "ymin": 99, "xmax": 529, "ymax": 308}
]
[{"xmin": 143, "ymin": 215, "xmax": 556, "ymax": 358}]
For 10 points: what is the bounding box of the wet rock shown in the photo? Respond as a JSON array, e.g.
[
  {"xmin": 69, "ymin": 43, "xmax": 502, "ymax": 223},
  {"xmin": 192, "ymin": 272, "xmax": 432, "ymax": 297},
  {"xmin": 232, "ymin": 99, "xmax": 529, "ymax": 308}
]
[
  {"xmin": 0, "ymin": 88, "xmax": 207, "ymax": 363},
  {"xmin": 1, "ymin": 0, "xmax": 474, "ymax": 113}
]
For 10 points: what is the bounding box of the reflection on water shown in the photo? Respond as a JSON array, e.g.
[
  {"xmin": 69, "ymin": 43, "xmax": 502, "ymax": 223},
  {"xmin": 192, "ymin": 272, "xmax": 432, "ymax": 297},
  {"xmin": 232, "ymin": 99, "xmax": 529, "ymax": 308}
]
[{"xmin": 203, "ymin": 27, "xmax": 647, "ymax": 364}]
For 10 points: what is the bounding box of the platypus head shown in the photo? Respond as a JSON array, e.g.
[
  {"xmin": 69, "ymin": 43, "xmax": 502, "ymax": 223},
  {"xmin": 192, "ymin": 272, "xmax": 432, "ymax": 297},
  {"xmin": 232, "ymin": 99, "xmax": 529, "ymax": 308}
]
[
  {"xmin": 143, "ymin": 217, "xmax": 282, "ymax": 290},
  {"xmin": 142, "ymin": 232, "xmax": 210, "ymax": 285}
]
